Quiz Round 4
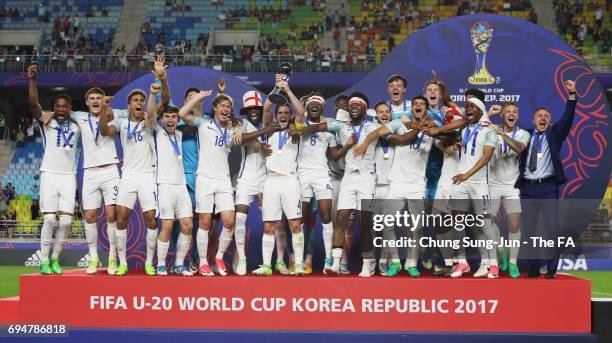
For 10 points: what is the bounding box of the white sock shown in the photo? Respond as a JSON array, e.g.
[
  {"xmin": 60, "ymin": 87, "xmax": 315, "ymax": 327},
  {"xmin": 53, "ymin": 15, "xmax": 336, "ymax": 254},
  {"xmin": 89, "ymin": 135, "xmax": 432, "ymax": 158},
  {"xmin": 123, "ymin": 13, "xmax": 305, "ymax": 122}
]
[
  {"xmin": 444, "ymin": 258, "xmax": 453, "ymax": 267},
  {"xmin": 196, "ymin": 228, "xmax": 209, "ymax": 266},
  {"xmin": 509, "ymin": 230, "xmax": 521, "ymax": 264},
  {"xmin": 216, "ymin": 227, "xmax": 233, "ymax": 259},
  {"xmin": 322, "ymin": 222, "xmax": 333, "ymax": 259},
  {"xmin": 84, "ymin": 221, "xmax": 98, "ymax": 261},
  {"xmin": 40, "ymin": 214, "xmax": 55, "ymax": 262},
  {"xmin": 262, "ymin": 233, "xmax": 275, "ymax": 266},
  {"xmin": 51, "ymin": 215, "xmax": 71, "ymax": 259},
  {"xmin": 292, "ymin": 231, "xmax": 304, "ymax": 266},
  {"xmin": 274, "ymin": 226, "xmax": 287, "ymax": 261},
  {"xmin": 157, "ymin": 239, "xmax": 169, "ymax": 267},
  {"xmin": 483, "ymin": 218, "xmax": 498, "ymax": 264},
  {"xmin": 234, "ymin": 213, "xmax": 247, "ymax": 259},
  {"xmin": 115, "ymin": 229, "xmax": 127, "ymax": 266},
  {"xmin": 146, "ymin": 229, "xmax": 157, "ymax": 265},
  {"xmin": 107, "ymin": 221, "xmax": 117, "ymax": 260},
  {"xmin": 492, "ymin": 222, "xmax": 502, "ymax": 254},
  {"xmin": 175, "ymin": 232, "xmax": 191, "ymax": 267},
  {"xmin": 332, "ymin": 247, "xmax": 343, "ymax": 266}
]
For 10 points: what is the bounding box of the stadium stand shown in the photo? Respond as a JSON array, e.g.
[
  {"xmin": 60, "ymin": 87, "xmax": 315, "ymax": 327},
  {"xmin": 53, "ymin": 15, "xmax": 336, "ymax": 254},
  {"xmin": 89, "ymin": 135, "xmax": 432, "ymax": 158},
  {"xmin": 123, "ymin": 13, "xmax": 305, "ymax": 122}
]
[
  {"xmin": 0, "ymin": 0, "xmax": 609, "ymax": 72},
  {"xmin": 0, "ymin": 0, "xmax": 123, "ymax": 56},
  {"xmin": 0, "ymin": 136, "xmax": 83, "ymax": 237},
  {"xmin": 553, "ymin": 0, "xmax": 611, "ymax": 69}
]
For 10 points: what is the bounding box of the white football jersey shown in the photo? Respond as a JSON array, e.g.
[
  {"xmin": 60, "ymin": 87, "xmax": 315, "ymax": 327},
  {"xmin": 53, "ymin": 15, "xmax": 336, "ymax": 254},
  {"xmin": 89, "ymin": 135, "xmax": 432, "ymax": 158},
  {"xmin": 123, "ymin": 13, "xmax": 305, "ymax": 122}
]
[
  {"xmin": 38, "ymin": 119, "xmax": 81, "ymax": 175},
  {"xmin": 110, "ymin": 115, "xmax": 156, "ymax": 176},
  {"xmin": 194, "ymin": 116, "xmax": 237, "ymax": 180},
  {"xmin": 437, "ymin": 141, "xmax": 461, "ymax": 187},
  {"xmin": 237, "ymin": 120, "xmax": 267, "ymax": 181},
  {"xmin": 457, "ymin": 123, "xmax": 498, "ymax": 184},
  {"xmin": 299, "ymin": 120, "xmax": 336, "ymax": 178},
  {"xmin": 374, "ymin": 138, "xmax": 395, "ymax": 185},
  {"xmin": 327, "ymin": 119, "xmax": 384, "ymax": 175},
  {"xmin": 266, "ymin": 129, "xmax": 300, "ymax": 176},
  {"xmin": 386, "ymin": 120, "xmax": 434, "ymax": 184},
  {"xmin": 490, "ymin": 127, "xmax": 530, "ymax": 186},
  {"xmin": 155, "ymin": 123, "xmax": 186, "ymax": 185},
  {"xmin": 70, "ymin": 111, "xmax": 119, "ymax": 168},
  {"xmin": 389, "ymin": 100, "xmax": 412, "ymax": 120}
]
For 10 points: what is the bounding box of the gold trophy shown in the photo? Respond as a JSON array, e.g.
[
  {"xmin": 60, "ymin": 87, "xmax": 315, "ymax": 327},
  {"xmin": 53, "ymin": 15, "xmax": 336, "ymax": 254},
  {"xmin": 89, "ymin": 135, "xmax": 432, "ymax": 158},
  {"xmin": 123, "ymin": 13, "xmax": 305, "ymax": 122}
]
[{"xmin": 468, "ymin": 21, "xmax": 496, "ymax": 85}]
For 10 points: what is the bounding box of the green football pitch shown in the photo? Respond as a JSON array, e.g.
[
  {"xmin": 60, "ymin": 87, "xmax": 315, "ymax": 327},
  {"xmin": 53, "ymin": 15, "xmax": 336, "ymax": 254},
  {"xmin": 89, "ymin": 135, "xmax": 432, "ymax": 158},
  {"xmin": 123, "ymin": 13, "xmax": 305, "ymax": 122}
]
[{"xmin": 1, "ymin": 266, "xmax": 612, "ymax": 299}]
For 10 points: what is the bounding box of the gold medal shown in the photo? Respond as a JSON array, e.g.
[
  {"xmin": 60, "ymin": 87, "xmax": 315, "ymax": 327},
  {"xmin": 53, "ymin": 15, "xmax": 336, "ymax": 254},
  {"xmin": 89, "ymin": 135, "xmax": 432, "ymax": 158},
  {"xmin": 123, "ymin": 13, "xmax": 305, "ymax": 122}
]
[
  {"xmin": 64, "ymin": 145, "xmax": 71, "ymax": 151},
  {"xmin": 537, "ymin": 152, "xmax": 543, "ymax": 159},
  {"xmin": 383, "ymin": 152, "xmax": 390, "ymax": 160},
  {"xmin": 177, "ymin": 154, "xmax": 182, "ymax": 160}
]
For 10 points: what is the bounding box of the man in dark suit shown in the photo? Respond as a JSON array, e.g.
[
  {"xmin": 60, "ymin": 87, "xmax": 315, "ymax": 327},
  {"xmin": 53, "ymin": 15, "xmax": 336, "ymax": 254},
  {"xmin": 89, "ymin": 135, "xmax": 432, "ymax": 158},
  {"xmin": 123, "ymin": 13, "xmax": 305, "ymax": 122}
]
[{"xmin": 516, "ymin": 80, "xmax": 577, "ymax": 279}]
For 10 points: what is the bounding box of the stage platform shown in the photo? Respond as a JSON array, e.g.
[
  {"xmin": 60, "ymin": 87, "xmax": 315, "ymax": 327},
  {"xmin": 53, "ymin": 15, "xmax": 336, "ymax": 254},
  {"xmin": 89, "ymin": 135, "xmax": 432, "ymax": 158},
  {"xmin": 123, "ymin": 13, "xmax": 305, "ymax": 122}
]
[{"xmin": 3, "ymin": 269, "xmax": 590, "ymax": 335}]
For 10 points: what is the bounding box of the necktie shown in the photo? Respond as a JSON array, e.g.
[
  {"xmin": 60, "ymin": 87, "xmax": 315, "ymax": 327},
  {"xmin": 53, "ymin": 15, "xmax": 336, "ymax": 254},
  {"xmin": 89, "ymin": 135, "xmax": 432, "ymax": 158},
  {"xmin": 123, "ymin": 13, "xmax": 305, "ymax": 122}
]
[{"xmin": 528, "ymin": 132, "xmax": 540, "ymax": 172}]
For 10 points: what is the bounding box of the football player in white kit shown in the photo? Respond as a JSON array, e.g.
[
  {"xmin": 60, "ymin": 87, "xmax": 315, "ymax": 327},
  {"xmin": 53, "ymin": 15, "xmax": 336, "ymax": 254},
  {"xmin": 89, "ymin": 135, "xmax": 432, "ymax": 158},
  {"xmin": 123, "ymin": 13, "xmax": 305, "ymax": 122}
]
[
  {"xmin": 355, "ymin": 96, "xmax": 434, "ymax": 277},
  {"xmin": 450, "ymin": 97, "xmax": 499, "ymax": 278},
  {"xmin": 28, "ymin": 64, "xmax": 80, "ymax": 275},
  {"xmin": 367, "ymin": 101, "xmax": 400, "ymax": 276},
  {"xmin": 386, "ymin": 74, "xmax": 412, "ymax": 119},
  {"xmin": 252, "ymin": 75, "xmax": 306, "ymax": 276},
  {"xmin": 329, "ymin": 95, "xmax": 356, "ymax": 274},
  {"xmin": 99, "ymin": 83, "xmax": 160, "ymax": 276},
  {"xmin": 299, "ymin": 94, "xmax": 343, "ymax": 274},
  {"xmin": 155, "ymin": 105, "xmax": 194, "ymax": 276},
  {"xmin": 430, "ymin": 113, "xmax": 465, "ymax": 278},
  {"xmin": 179, "ymin": 89, "xmax": 273, "ymax": 276},
  {"xmin": 488, "ymin": 102, "xmax": 530, "ymax": 278},
  {"xmin": 234, "ymin": 90, "xmax": 267, "ymax": 275}
]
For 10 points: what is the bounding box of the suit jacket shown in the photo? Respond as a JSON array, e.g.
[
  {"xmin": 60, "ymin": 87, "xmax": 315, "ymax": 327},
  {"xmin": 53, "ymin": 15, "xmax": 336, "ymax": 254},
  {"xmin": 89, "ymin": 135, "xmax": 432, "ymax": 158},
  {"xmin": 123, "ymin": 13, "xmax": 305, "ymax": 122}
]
[{"xmin": 516, "ymin": 99, "xmax": 577, "ymax": 187}]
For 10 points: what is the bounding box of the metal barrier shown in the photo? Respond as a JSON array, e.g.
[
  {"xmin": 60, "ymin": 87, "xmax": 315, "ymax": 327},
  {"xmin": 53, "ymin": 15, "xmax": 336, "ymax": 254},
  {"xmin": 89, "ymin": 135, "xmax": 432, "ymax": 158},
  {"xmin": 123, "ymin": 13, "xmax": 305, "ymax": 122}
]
[{"xmin": 0, "ymin": 220, "xmax": 84, "ymax": 239}]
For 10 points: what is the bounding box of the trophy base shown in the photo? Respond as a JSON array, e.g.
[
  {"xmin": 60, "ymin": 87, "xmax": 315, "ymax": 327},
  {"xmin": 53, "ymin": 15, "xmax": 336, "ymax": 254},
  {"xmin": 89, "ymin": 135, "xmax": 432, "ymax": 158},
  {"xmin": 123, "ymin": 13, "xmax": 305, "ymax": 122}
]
[{"xmin": 268, "ymin": 93, "xmax": 289, "ymax": 106}]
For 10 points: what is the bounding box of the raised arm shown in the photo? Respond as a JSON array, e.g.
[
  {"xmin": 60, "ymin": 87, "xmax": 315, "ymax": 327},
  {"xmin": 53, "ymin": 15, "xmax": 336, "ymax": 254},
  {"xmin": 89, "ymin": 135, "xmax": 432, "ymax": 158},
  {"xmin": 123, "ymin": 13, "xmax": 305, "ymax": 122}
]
[
  {"xmin": 145, "ymin": 83, "xmax": 160, "ymax": 129},
  {"xmin": 490, "ymin": 124, "xmax": 527, "ymax": 154},
  {"xmin": 263, "ymin": 96, "xmax": 274, "ymax": 126},
  {"xmin": 152, "ymin": 56, "xmax": 170, "ymax": 114},
  {"xmin": 552, "ymin": 80, "xmax": 577, "ymax": 140},
  {"xmin": 283, "ymin": 78, "xmax": 305, "ymax": 125},
  {"xmin": 27, "ymin": 65, "xmax": 43, "ymax": 120},
  {"xmin": 178, "ymin": 89, "xmax": 212, "ymax": 125},
  {"xmin": 99, "ymin": 103, "xmax": 118, "ymax": 136}
]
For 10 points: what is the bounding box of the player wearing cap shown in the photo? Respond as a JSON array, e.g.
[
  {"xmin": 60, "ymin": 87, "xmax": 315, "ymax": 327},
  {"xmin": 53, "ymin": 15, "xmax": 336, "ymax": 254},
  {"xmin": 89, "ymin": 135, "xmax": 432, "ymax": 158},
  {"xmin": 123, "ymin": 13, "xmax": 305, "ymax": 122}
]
[
  {"xmin": 99, "ymin": 83, "xmax": 160, "ymax": 276},
  {"xmin": 488, "ymin": 102, "xmax": 530, "ymax": 278},
  {"xmin": 449, "ymin": 97, "xmax": 499, "ymax": 278},
  {"xmin": 298, "ymin": 93, "xmax": 342, "ymax": 274},
  {"xmin": 234, "ymin": 90, "xmax": 267, "ymax": 275},
  {"xmin": 179, "ymin": 89, "xmax": 272, "ymax": 276},
  {"xmin": 386, "ymin": 74, "xmax": 412, "ymax": 119},
  {"xmin": 252, "ymin": 75, "xmax": 306, "ymax": 276},
  {"xmin": 28, "ymin": 64, "xmax": 81, "ymax": 275},
  {"xmin": 354, "ymin": 96, "xmax": 435, "ymax": 277},
  {"xmin": 155, "ymin": 105, "xmax": 194, "ymax": 276}
]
